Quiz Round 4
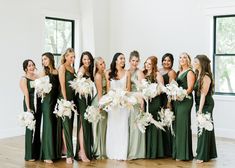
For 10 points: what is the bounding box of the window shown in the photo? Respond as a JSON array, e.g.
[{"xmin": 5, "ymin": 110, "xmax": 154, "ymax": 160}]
[
  {"xmin": 44, "ymin": 17, "xmax": 75, "ymax": 65},
  {"xmin": 214, "ymin": 15, "xmax": 235, "ymax": 95}
]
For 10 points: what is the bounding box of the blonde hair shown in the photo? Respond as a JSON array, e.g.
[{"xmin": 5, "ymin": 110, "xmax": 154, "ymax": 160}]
[
  {"xmin": 60, "ymin": 48, "xmax": 75, "ymax": 65},
  {"xmin": 93, "ymin": 57, "xmax": 104, "ymax": 76},
  {"xmin": 178, "ymin": 52, "xmax": 192, "ymax": 71}
]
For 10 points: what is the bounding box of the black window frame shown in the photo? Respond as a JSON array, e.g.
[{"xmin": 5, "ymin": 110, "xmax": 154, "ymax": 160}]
[
  {"xmin": 45, "ymin": 16, "xmax": 75, "ymax": 62},
  {"xmin": 213, "ymin": 15, "xmax": 235, "ymax": 96}
]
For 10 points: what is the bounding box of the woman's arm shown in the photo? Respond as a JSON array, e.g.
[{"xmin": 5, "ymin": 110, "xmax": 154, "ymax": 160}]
[
  {"xmin": 58, "ymin": 65, "xmax": 67, "ymax": 100},
  {"xmin": 137, "ymin": 69, "xmax": 145, "ymax": 81},
  {"xmin": 20, "ymin": 78, "xmax": 31, "ymax": 111},
  {"xmin": 186, "ymin": 71, "xmax": 196, "ymax": 94},
  {"xmin": 105, "ymin": 70, "xmax": 110, "ymax": 92},
  {"xmin": 198, "ymin": 75, "xmax": 211, "ymax": 113},
  {"xmin": 168, "ymin": 70, "xmax": 177, "ymax": 83},
  {"xmin": 156, "ymin": 72, "xmax": 164, "ymax": 85},
  {"xmin": 94, "ymin": 73, "xmax": 103, "ymax": 100},
  {"xmin": 126, "ymin": 71, "xmax": 131, "ymax": 91}
]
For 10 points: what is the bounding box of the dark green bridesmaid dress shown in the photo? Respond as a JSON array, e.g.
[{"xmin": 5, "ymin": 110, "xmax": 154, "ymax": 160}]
[
  {"xmin": 172, "ymin": 70, "xmax": 193, "ymax": 160},
  {"xmin": 40, "ymin": 74, "xmax": 59, "ymax": 160},
  {"xmin": 194, "ymin": 79, "xmax": 217, "ymax": 162},
  {"xmin": 23, "ymin": 77, "xmax": 42, "ymax": 160},
  {"xmin": 57, "ymin": 70, "xmax": 75, "ymax": 158},
  {"xmin": 74, "ymin": 74, "xmax": 94, "ymax": 160},
  {"xmin": 145, "ymin": 76, "xmax": 164, "ymax": 159},
  {"xmin": 161, "ymin": 72, "xmax": 173, "ymax": 157}
]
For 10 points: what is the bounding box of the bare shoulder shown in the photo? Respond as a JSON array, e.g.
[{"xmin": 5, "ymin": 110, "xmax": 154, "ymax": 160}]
[
  {"xmin": 203, "ymin": 75, "xmax": 211, "ymax": 83},
  {"xmin": 95, "ymin": 73, "xmax": 102, "ymax": 81},
  {"xmin": 168, "ymin": 69, "xmax": 176, "ymax": 76},
  {"xmin": 78, "ymin": 66, "xmax": 85, "ymax": 74}
]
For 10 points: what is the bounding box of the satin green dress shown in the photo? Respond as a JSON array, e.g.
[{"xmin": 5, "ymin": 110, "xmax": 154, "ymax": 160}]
[
  {"xmin": 57, "ymin": 70, "xmax": 75, "ymax": 158},
  {"xmin": 92, "ymin": 74, "xmax": 107, "ymax": 159},
  {"xmin": 161, "ymin": 72, "xmax": 173, "ymax": 157},
  {"xmin": 128, "ymin": 69, "xmax": 145, "ymax": 159},
  {"xmin": 40, "ymin": 74, "xmax": 59, "ymax": 160},
  {"xmin": 23, "ymin": 77, "xmax": 42, "ymax": 160},
  {"xmin": 75, "ymin": 74, "xmax": 94, "ymax": 160},
  {"xmin": 194, "ymin": 79, "xmax": 217, "ymax": 162},
  {"xmin": 172, "ymin": 70, "xmax": 193, "ymax": 160},
  {"xmin": 145, "ymin": 76, "xmax": 164, "ymax": 159}
]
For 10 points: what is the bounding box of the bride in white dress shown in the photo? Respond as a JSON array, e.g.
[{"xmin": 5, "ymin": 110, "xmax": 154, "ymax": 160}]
[{"xmin": 105, "ymin": 53, "xmax": 131, "ymax": 160}]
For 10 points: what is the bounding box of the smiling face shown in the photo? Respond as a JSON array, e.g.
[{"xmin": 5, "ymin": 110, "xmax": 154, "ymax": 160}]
[
  {"xmin": 193, "ymin": 58, "xmax": 200, "ymax": 70},
  {"xmin": 129, "ymin": 56, "xmax": 139, "ymax": 69},
  {"xmin": 42, "ymin": 55, "xmax": 50, "ymax": 67},
  {"xmin": 65, "ymin": 52, "xmax": 75, "ymax": 65},
  {"xmin": 145, "ymin": 59, "xmax": 152, "ymax": 72},
  {"xmin": 179, "ymin": 53, "xmax": 190, "ymax": 67},
  {"xmin": 162, "ymin": 56, "xmax": 172, "ymax": 69},
  {"xmin": 26, "ymin": 61, "xmax": 36, "ymax": 74},
  {"xmin": 116, "ymin": 54, "xmax": 125, "ymax": 68},
  {"xmin": 82, "ymin": 54, "xmax": 91, "ymax": 68},
  {"xmin": 96, "ymin": 58, "xmax": 106, "ymax": 72}
]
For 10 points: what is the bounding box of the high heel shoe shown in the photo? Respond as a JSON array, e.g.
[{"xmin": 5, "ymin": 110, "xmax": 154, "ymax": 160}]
[
  {"xmin": 78, "ymin": 152, "xmax": 90, "ymax": 162},
  {"xmin": 66, "ymin": 157, "xmax": 73, "ymax": 164},
  {"xmin": 196, "ymin": 159, "xmax": 204, "ymax": 164},
  {"xmin": 44, "ymin": 160, "xmax": 53, "ymax": 164}
]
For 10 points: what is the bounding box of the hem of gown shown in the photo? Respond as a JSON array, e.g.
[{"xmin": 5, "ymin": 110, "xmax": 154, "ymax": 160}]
[
  {"xmin": 107, "ymin": 157, "xmax": 127, "ymax": 160},
  {"xmin": 196, "ymin": 155, "xmax": 217, "ymax": 162}
]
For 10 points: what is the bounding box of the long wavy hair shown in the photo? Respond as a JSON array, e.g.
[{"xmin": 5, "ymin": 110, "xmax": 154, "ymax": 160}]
[
  {"xmin": 93, "ymin": 57, "xmax": 103, "ymax": 76},
  {"xmin": 178, "ymin": 52, "xmax": 192, "ymax": 71},
  {"xmin": 143, "ymin": 56, "xmax": 158, "ymax": 82},
  {"xmin": 79, "ymin": 51, "xmax": 94, "ymax": 81},
  {"xmin": 195, "ymin": 54, "xmax": 214, "ymax": 95},
  {"xmin": 109, "ymin": 53, "xmax": 124, "ymax": 80},
  {"xmin": 60, "ymin": 48, "xmax": 75, "ymax": 65},
  {"xmin": 42, "ymin": 52, "xmax": 56, "ymax": 75}
]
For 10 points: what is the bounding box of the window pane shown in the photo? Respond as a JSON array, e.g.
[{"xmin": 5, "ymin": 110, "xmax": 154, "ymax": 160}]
[
  {"xmin": 56, "ymin": 20, "xmax": 72, "ymax": 53},
  {"xmin": 216, "ymin": 17, "xmax": 235, "ymax": 54},
  {"xmin": 215, "ymin": 56, "xmax": 235, "ymax": 93},
  {"xmin": 45, "ymin": 19, "xmax": 57, "ymax": 53}
]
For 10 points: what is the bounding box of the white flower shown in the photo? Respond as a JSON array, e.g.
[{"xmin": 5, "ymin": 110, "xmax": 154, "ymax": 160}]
[
  {"xmin": 84, "ymin": 106, "xmax": 104, "ymax": 123},
  {"xmin": 18, "ymin": 111, "xmax": 35, "ymax": 130},
  {"xmin": 135, "ymin": 110, "xmax": 165, "ymax": 133},
  {"xmin": 34, "ymin": 76, "xmax": 52, "ymax": 101},
  {"xmin": 53, "ymin": 99, "xmax": 78, "ymax": 120},
  {"xmin": 99, "ymin": 89, "xmax": 139, "ymax": 111},
  {"xmin": 197, "ymin": 112, "xmax": 213, "ymax": 136},
  {"xmin": 158, "ymin": 108, "xmax": 175, "ymax": 135},
  {"xmin": 162, "ymin": 80, "xmax": 191, "ymax": 102},
  {"xmin": 69, "ymin": 75, "xmax": 96, "ymax": 102}
]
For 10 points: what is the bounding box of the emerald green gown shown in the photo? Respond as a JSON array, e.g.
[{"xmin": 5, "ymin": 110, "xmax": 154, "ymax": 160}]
[
  {"xmin": 172, "ymin": 70, "xmax": 193, "ymax": 160},
  {"xmin": 23, "ymin": 77, "xmax": 42, "ymax": 160},
  {"xmin": 92, "ymin": 74, "xmax": 107, "ymax": 159},
  {"xmin": 40, "ymin": 74, "xmax": 59, "ymax": 160},
  {"xmin": 74, "ymin": 74, "xmax": 94, "ymax": 160},
  {"xmin": 128, "ymin": 69, "xmax": 145, "ymax": 159},
  {"xmin": 194, "ymin": 79, "xmax": 217, "ymax": 162},
  {"xmin": 145, "ymin": 75, "xmax": 164, "ymax": 159},
  {"xmin": 161, "ymin": 72, "xmax": 173, "ymax": 157},
  {"xmin": 57, "ymin": 70, "xmax": 75, "ymax": 158}
]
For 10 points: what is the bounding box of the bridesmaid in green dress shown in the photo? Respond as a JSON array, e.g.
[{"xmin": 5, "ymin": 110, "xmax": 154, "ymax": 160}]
[
  {"xmin": 92, "ymin": 57, "xmax": 107, "ymax": 159},
  {"xmin": 20, "ymin": 59, "xmax": 42, "ymax": 161},
  {"xmin": 159, "ymin": 53, "xmax": 176, "ymax": 157},
  {"xmin": 193, "ymin": 55, "xmax": 217, "ymax": 163},
  {"xmin": 75, "ymin": 51, "xmax": 94, "ymax": 162},
  {"xmin": 143, "ymin": 56, "xmax": 164, "ymax": 159},
  {"xmin": 172, "ymin": 52, "xmax": 195, "ymax": 161},
  {"xmin": 58, "ymin": 48, "xmax": 76, "ymax": 164},
  {"xmin": 128, "ymin": 50, "xmax": 145, "ymax": 160},
  {"xmin": 39, "ymin": 52, "xmax": 59, "ymax": 163}
]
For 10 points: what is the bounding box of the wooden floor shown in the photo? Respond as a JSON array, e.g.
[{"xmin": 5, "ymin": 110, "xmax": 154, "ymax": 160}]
[{"xmin": 0, "ymin": 136, "xmax": 234, "ymax": 168}]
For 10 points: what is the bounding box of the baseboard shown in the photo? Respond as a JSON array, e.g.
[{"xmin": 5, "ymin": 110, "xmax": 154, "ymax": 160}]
[{"xmin": 0, "ymin": 127, "xmax": 24, "ymax": 139}]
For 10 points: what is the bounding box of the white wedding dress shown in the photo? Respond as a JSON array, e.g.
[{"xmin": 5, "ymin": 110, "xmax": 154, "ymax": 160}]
[{"xmin": 106, "ymin": 73, "xmax": 130, "ymax": 160}]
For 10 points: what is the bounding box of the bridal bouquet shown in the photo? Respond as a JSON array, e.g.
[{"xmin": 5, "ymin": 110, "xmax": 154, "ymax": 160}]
[
  {"xmin": 158, "ymin": 108, "xmax": 175, "ymax": 135},
  {"xmin": 18, "ymin": 111, "xmax": 35, "ymax": 131},
  {"xmin": 197, "ymin": 112, "xmax": 213, "ymax": 136},
  {"xmin": 84, "ymin": 106, "xmax": 104, "ymax": 123},
  {"xmin": 135, "ymin": 110, "xmax": 165, "ymax": 133},
  {"xmin": 34, "ymin": 76, "xmax": 52, "ymax": 102},
  {"xmin": 136, "ymin": 79, "xmax": 163, "ymax": 101},
  {"xmin": 99, "ymin": 89, "xmax": 139, "ymax": 111},
  {"xmin": 53, "ymin": 99, "xmax": 77, "ymax": 120},
  {"xmin": 69, "ymin": 72, "xmax": 97, "ymax": 102},
  {"xmin": 162, "ymin": 80, "xmax": 190, "ymax": 101}
]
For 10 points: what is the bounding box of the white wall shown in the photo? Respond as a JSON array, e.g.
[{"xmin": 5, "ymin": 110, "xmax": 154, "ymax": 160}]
[{"xmin": 0, "ymin": 0, "xmax": 79, "ymax": 139}]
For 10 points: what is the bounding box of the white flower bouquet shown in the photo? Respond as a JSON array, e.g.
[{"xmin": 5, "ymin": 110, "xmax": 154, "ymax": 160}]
[
  {"xmin": 84, "ymin": 106, "xmax": 104, "ymax": 123},
  {"xmin": 158, "ymin": 108, "xmax": 175, "ymax": 135},
  {"xmin": 69, "ymin": 72, "xmax": 97, "ymax": 102},
  {"xmin": 197, "ymin": 112, "xmax": 213, "ymax": 136},
  {"xmin": 34, "ymin": 76, "xmax": 52, "ymax": 102},
  {"xmin": 18, "ymin": 111, "xmax": 35, "ymax": 131},
  {"xmin": 53, "ymin": 99, "xmax": 77, "ymax": 120},
  {"xmin": 99, "ymin": 89, "xmax": 139, "ymax": 111},
  {"xmin": 135, "ymin": 110, "xmax": 165, "ymax": 133},
  {"xmin": 162, "ymin": 80, "xmax": 191, "ymax": 101}
]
